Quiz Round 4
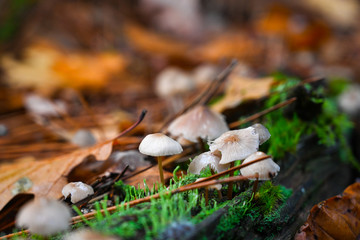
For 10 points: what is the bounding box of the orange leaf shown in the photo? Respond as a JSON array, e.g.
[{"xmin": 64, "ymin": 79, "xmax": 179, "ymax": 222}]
[
  {"xmin": 295, "ymin": 182, "xmax": 360, "ymax": 239},
  {"xmin": 0, "ymin": 141, "xmax": 113, "ymax": 209}
]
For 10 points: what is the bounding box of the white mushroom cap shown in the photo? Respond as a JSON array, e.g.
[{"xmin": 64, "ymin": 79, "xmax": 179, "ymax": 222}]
[
  {"xmin": 168, "ymin": 105, "xmax": 229, "ymax": 142},
  {"xmin": 240, "ymin": 151, "xmax": 280, "ymax": 180},
  {"xmin": 338, "ymin": 84, "xmax": 360, "ymax": 117},
  {"xmin": 62, "ymin": 182, "xmax": 94, "ymax": 203},
  {"xmin": 139, "ymin": 133, "xmax": 183, "ymax": 156},
  {"xmin": 71, "ymin": 129, "xmax": 97, "ymax": 147},
  {"xmin": 195, "ymin": 178, "xmax": 222, "ymax": 191},
  {"xmin": 109, "ymin": 150, "xmax": 150, "ymax": 171},
  {"xmin": 251, "ymin": 123, "xmax": 271, "ymax": 145},
  {"xmin": 192, "ymin": 64, "xmax": 218, "ymax": 86},
  {"xmin": 64, "ymin": 229, "xmax": 118, "ymax": 240},
  {"xmin": 188, "ymin": 151, "xmax": 229, "ymax": 174},
  {"xmin": 155, "ymin": 67, "xmax": 195, "ymax": 97},
  {"xmin": 209, "ymin": 127, "xmax": 259, "ymax": 164},
  {"xmin": 16, "ymin": 198, "xmax": 71, "ymax": 236}
]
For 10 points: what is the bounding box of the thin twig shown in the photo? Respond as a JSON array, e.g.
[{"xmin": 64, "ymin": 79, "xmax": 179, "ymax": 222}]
[
  {"xmin": 159, "ymin": 60, "xmax": 238, "ymax": 132},
  {"xmin": 188, "ymin": 155, "xmax": 271, "ymax": 185},
  {"xmin": 229, "ymin": 97, "xmax": 297, "ymax": 129},
  {"xmin": 74, "ymin": 90, "xmax": 106, "ymax": 141},
  {"xmin": 71, "ymin": 155, "xmax": 269, "ymax": 223},
  {"xmin": 72, "ymin": 174, "xmax": 257, "ymax": 224}
]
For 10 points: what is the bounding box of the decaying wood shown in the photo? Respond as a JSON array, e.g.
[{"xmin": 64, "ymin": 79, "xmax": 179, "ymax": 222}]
[{"xmin": 185, "ymin": 136, "xmax": 353, "ymax": 240}]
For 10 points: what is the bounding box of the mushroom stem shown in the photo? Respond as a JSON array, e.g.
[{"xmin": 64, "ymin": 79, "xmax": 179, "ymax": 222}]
[
  {"xmin": 217, "ymin": 189, "xmax": 222, "ymax": 200},
  {"xmin": 157, "ymin": 156, "xmax": 165, "ymax": 185},
  {"xmin": 197, "ymin": 137, "xmax": 206, "ymax": 152},
  {"xmin": 205, "ymin": 187, "xmax": 209, "ymax": 206},
  {"xmin": 252, "ymin": 173, "xmax": 259, "ymax": 198},
  {"xmin": 227, "ymin": 162, "xmax": 235, "ymax": 199}
]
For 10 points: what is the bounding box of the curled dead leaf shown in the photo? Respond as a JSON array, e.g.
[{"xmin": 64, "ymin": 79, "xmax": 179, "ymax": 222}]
[
  {"xmin": 295, "ymin": 182, "xmax": 360, "ymax": 240},
  {"xmin": 0, "ymin": 141, "xmax": 113, "ymax": 209}
]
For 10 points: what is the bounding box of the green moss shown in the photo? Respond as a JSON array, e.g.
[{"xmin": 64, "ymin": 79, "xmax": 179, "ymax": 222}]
[
  {"xmin": 215, "ymin": 182, "xmax": 292, "ymax": 239},
  {"xmin": 260, "ymin": 75, "xmax": 358, "ymax": 170}
]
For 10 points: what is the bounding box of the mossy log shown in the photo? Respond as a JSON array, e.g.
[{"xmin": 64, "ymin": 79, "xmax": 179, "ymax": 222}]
[{"xmin": 186, "ymin": 135, "xmax": 353, "ymax": 240}]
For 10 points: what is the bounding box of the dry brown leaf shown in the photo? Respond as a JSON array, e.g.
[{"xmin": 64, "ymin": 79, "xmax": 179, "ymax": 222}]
[
  {"xmin": 295, "ymin": 182, "xmax": 360, "ymax": 240},
  {"xmin": 124, "ymin": 23, "xmax": 189, "ymax": 59},
  {"xmin": 1, "ymin": 40, "xmax": 126, "ymax": 94},
  {"xmin": 193, "ymin": 32, "xmax": 262, "ymax": 62},
  {"xmin": 0, "ymin": 141, "xmax": 113, "ymax": 209},
  {"xmin": 211, "ymin": 76, "xmax": 274, "ymax": 113},
  {"xmin": 52, "ymin": 52, "xmax": 126, "ymax": 89}
]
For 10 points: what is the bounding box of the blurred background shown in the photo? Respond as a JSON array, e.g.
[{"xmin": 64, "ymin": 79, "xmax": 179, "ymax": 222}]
[{"xmin": 1, "ymin": 0, "xmax": 360, "ymax": 160}]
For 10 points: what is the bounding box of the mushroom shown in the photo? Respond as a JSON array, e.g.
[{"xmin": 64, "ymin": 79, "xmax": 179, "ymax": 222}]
[
  {"xmin": 155, "ymin": 67, "xmax": 195, "ymax": 113},
  {"xmin": 16, "ymin": 198, "xmax": 71, "ymax": 236},
  {"xmin": 71, "ymin": 129, "xmax": 97, "ymax": 147},
  {"xmin": 240, "ymin": 151, "xmax": 280, "ymax": 195},
  {"xmin": 62, "ymin": 182, "xmax": 94, "ymax": 203},
  {"xmin": 240, "ymin": 151, "xmax": 280, "ymax": 180},
  {"xmin": 209, "ymin": 127, "xmax": 260, "ymax": 199},
  {"xmin": 209, "ymin": 127, "xmax": 259, "ymax": 164},
  {"xmin": 338, "ymin": 84, "xmax": 360, "ymax": 118},
  {"xmin": 188, "ymin": 151, "xmax": 229, "ymax": 175},
  {"xmin": 192, "ymin": 64, "xmax": 218, "ymax": 86},
  {"xmin": 168, "ymin": 105, "xmax": 229, "ymax": 149},
  {"xmin": 139, "ymin": 133, "xmax": 183, "ymax": 185},
  {"xmin": 251, "ymin": 123, "xmax": 271, "ymax": 145},
  {"xmin": 64, "ymin": 229, "xmax": 118, "ymax": 240}
]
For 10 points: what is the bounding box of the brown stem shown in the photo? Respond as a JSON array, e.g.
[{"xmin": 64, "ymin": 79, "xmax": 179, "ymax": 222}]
[
  {"xmin": 252, "ymin": 173, "xmax": 259, "ymax": 199},
  {"xmin": 197, "ymin": 137, "xmax": 205, "ymax": 152},
  {"xmin": 113, "ymin": 110, "xmax": 147, "ymax": 140},
  {"xmin": 229, "ymin": 97, "xmax": 297, "ymax": 129},
  {"xmin": 227, "ymin": 162, "xmax": 235, "ymax": 199},
  {"xmin": 217, "ymin": 189, "xmax": 222, "ymax": 200},
  {"xmin": 205, "ymin": 187, "xmax": 209, "ymax": 206},
  {"xmin": 158, "ymin": 156, "xmax": 165, "ymax": 185}
]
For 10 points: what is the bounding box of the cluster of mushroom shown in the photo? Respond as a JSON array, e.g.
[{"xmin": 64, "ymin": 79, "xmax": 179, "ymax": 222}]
[{"xmin": 137, "ymin": 102, "xmax": 280, "ymax": 189}]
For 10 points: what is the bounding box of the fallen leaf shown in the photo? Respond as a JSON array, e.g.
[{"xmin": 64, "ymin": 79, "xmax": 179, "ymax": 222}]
[
  {"xmin": 193, "ymin": 32, "xmax": 262, "ymax": 62},
  {"xmin": 0, "ymin": 141, "xmax": 113, "ymax": 209},
  {"xmin": 124, "ymin": 23, "xmax": 189, "ymax": 60},
  {"xmin": 295, "ymin": 182, "xmax": 360, "ymax": 240},
  {"xmin": 211, "ymin": 76, "xmax": 274, "ymax": 113},
  {"xmin": 0, "ymin": 193, "xmax": 34, "ymax": 233},
  {"xmin": 1, "ymin": 40, "xmax": 126, "ymax": 94}
]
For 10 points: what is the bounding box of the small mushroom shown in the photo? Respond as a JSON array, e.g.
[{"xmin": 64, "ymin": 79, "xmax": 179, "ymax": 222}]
[
  {"xmin": 338, "ymin": 84, "xmax": 360, "ymax": 118},
  {"xmin": 64, "ymin": 229, "xmax": 118, "ymax": 240},
  {"xmin": 108, "ymin": 150, "xmax": 150, "ymax": 172},
  {"xmin": 209, "ymin": 127, "xmax": 259, "ymax": 164},
  {"xmin": 139, "ymin": 133, "xmax": 183, "ymax": 185},
  {"xmin": 168, "ymin": 105, "xmax": 229, "ymax": 148},
  {"xmin": 240, "ymin": 151, "xmax": 280, "ymax": 180},
  {"xmin": 251, "ymin": 123, "xmax": 271, "ymax": 145},
  {"xmin": 209, "ymin": 127, "xmax": 260, "ymax": 199},
  {"xmin": 155, "ymin": 67, "xmax": 195, "ymax": 113},
  {"xmin": 192, "ymin": 64, "xmax": 218, "ymax": 86},
  {"xmin": 71, "ymin": 129, "xmax": 97, "ymax": 147},
  {"xmin": 62, "ymin": 182, "xmax": 94, "ymax": 203},
  {"xmin": 16, "ymin": 198, "xmax": 71, "ymax": 236},
  {"xmin": 188, "ymin": 151, "xmax": 229, "ymax": 175}
]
